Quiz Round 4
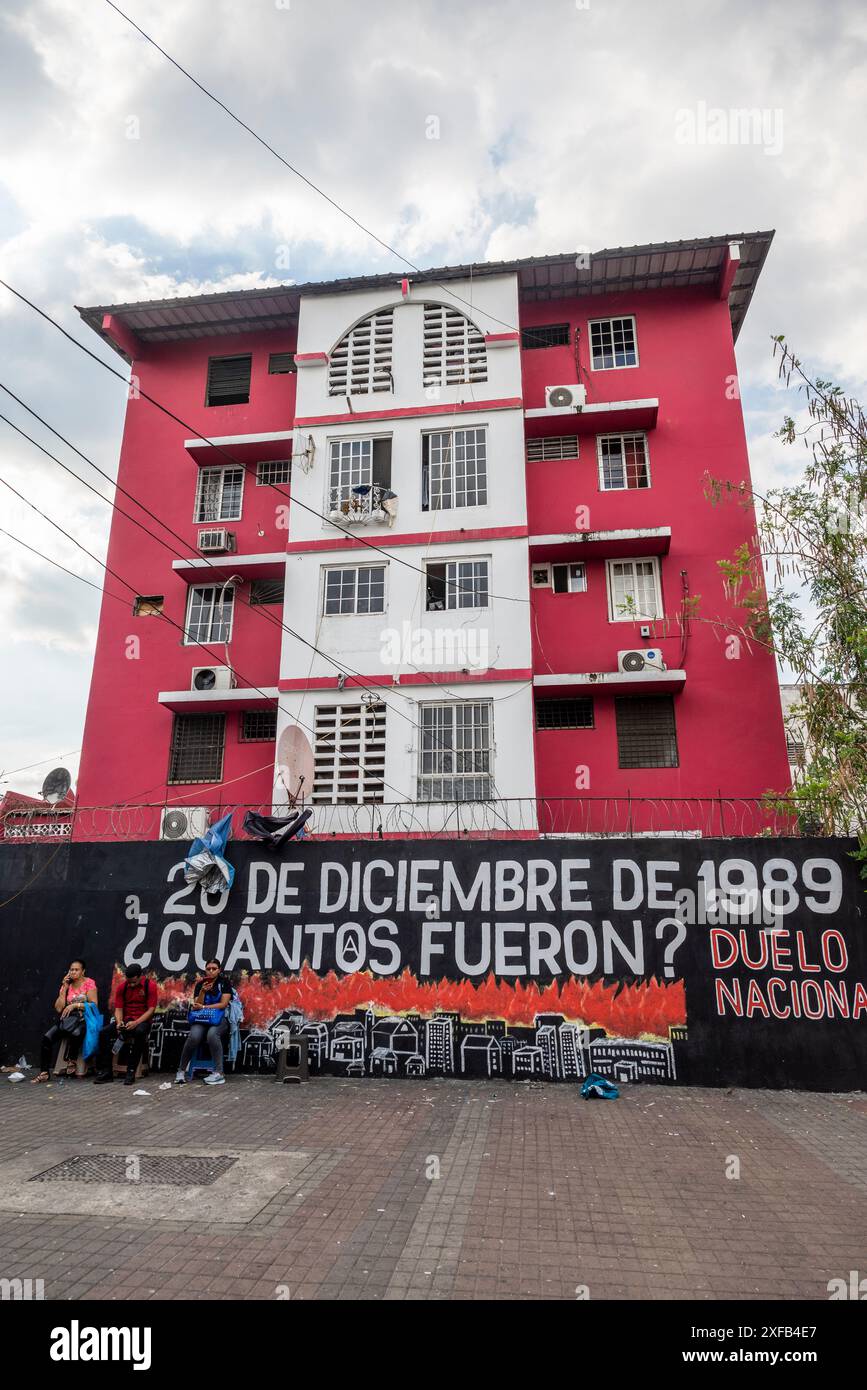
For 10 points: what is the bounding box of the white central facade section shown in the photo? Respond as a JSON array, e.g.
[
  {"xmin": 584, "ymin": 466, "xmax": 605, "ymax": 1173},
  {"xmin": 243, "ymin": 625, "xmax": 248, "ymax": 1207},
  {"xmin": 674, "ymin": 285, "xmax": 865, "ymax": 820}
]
[{"xmin": 274, "ymin": 274, "xmax": 537, "ymax": 833}]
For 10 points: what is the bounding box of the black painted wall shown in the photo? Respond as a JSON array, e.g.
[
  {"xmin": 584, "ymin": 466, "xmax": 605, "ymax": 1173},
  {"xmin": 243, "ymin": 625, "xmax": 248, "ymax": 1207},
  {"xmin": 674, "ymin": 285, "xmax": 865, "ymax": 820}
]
[{"xmin": 0, "ymin": 837, "xmax": 863, "ymax": 1088}]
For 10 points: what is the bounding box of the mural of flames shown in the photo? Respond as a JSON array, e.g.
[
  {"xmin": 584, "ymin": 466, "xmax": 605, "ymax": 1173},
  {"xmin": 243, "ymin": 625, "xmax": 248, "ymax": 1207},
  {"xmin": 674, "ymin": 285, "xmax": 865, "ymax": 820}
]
[{"xmin": 140, "ymin": 966, "xmax": 686, "ymax": 1040}]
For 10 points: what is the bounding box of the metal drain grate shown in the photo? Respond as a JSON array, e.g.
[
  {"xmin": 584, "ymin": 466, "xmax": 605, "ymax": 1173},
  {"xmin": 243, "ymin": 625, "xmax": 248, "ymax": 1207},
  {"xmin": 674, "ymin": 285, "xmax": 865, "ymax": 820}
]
[{"xmin": 28, "ymin": 1153, "xmax": 237, "ymax": 1187}]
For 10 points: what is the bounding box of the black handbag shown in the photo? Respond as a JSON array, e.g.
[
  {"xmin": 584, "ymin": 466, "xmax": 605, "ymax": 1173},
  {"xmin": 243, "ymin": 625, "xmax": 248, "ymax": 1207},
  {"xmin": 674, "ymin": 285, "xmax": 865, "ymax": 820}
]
[{"xmin": 59, "ymin": 1011, "xmax": 85, "ymax": 1039}]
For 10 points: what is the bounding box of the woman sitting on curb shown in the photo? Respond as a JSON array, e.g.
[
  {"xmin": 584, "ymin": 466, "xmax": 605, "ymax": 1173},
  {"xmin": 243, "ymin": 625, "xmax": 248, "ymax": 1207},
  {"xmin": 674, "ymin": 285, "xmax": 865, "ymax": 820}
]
[
  {"xmin": 175, "ymin": 959, "xmax": 231, "ymax": 1086},
  {"xmin": 32, "ymin": 959, "xmax": 98, "ymax": 1083}
]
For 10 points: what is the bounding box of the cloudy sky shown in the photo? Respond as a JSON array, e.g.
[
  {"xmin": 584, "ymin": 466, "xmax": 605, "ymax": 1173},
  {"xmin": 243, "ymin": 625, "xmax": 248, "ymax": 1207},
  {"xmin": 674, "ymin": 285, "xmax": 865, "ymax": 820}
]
[{"xmin": 0, "ymin": 0, "xmax": 865, "ymax": 797}]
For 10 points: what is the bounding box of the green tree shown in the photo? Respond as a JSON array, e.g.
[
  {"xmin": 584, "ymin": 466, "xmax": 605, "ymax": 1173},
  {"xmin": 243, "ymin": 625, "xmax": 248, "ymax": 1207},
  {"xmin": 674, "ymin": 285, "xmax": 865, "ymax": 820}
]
[{"xmin": 707, "ymin": 338, "xmax": 867, "ymax": 860}]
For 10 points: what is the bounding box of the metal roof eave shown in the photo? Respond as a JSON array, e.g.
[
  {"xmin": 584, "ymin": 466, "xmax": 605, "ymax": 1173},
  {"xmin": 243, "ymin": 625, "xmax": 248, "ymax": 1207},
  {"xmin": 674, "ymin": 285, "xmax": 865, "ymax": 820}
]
[{"xmin": 76, "ymin": 230, "xmax": 774, "ymax": 359}]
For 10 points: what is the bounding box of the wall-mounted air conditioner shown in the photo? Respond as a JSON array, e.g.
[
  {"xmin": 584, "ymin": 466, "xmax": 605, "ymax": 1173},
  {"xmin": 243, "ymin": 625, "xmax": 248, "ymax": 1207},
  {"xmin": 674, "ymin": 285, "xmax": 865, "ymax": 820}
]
[
  {"xmin": 531, "ymin": 565, "xmax": 552, "ymax": 588},
  {"xmin": 198, "ymin": 529, "xmax": 237, "ymax": 553},
  {"xmin": 545, "ymin": 384, "xmax": 586, "ymax": 413},
  {"xmin": 191, "ymin": 665, "xmax": 235, "ymax": 691},
  {"xmin": 617, "ymin": 648, "xmax": 666, "ymax": 674},
  {"xmin": 160, "ymin": 806, "xmax": 211, "ymax": 841}
]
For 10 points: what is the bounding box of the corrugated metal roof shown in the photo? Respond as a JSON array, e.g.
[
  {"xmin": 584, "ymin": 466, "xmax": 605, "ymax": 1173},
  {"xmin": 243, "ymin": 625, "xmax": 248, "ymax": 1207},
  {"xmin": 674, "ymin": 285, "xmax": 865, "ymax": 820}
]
[{"xmin": 76, "ymin": 231, "xmax": 774, "ymax": 360}]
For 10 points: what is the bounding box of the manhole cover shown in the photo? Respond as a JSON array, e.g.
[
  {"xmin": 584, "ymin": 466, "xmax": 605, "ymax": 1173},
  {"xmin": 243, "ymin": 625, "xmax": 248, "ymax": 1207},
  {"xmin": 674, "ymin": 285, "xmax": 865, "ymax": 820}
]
[{"xmin": 28, "ymin": 1153, "xmax": 237, "ymax": 1187}]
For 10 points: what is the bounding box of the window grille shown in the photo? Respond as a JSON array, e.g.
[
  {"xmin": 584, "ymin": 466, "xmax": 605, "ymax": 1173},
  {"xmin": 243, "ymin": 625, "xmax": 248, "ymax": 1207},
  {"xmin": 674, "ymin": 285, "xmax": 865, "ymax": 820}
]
[
  {"xmin": 527, "ymin": 435, "xmax": 579, "ymax": 461},
  {"xmin": 195, "ymin": 467, "xmax": 243, "ymax": 523},
  {"xmin": 418, "ymin": 701, "xmax": 493, "ymax": 801},
  {"xmin": 250, "ymin": 579, "xmax": 285, "ymax": 606},
  {"xmin": 521, "ymin": 322, "xmax": 570, "ymax": 349},
  {"xmin": 535, "ymin": 698, "xmax": 594, "ymax": 730},
  {"xmin": 312, "ymin": 703, "xmax": 386, "ymax": 803},
  {"xmin": 598, "ymin": 433, "xmax": 650, "ymax": 490},
  {"xmin": 615, "ymin": 696, "xmax": 678, "ymax": 768},
  {"xmin": 328, "ymin": 310, "xmax": 394, "ymax": 396},
  {"xmin": 240, "ymin": 711, "xmax": 278, "ymax": 742},
  {"xmin": 168, "ymin": 713, "xmax": 226, "ymax": 783},
  {"xmin": 185, "ymin": 585, "xmax": 234, "ymax": 644},
  {"xmin": 422, "ymin": 303, "xmax": 487, "ymax": 387}
]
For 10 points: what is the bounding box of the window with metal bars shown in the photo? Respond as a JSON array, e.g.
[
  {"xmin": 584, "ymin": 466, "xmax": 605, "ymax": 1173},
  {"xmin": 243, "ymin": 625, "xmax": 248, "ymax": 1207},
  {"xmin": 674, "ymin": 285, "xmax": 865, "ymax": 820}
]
[
  {"xmin": 425, "ymin": 558, "xmax": 489, "ymax": 611},
  {"xmin": 421, "ymin": 428, "xmax": 487, "ymax": 511},
  {"xmin": 256, "ymin": 459, "xmax": 291, "ymax": 486},
  {"xmin": 240, "ymin": 710, "xmax": 278, "ymax": 742},
  {"xmin": 268, "ymin": 352, "xmax": 296, "ymax": 375},
  {"xmin": 589, "ymin": 317, "xmax": 637, "ymax": 370},
  {"xmin": 597, "ymin": 433, "xmax": 650, "ymax": 490},
  {"xmin": 328, "ymin": 437, "xmax": 392, "ymax": 515},
  {"xmin": 615, "ymin": 696, "xmax": 678, "ymax": 768},
  {"xmin": 418, "ymin": 701, "xmax": 493, "ymax": 801},
  {"xmin": 606, "ymin": 558, "xmax": 661, "ymax": 622},
  {"xmin": 323, "ymin": 565, "xmax": 386, "ymax": 615},
  {"xmin": 422, "ymin": 303, "xmax": 487, "ymax": 387},
  {"xmin": 206, "ymin": 354, "xmax": 252, "ymax": 405},
  {"xmin": 250, "ymin": 578, "xmax": 285, "ymax": 606},
  {"xmin": 328, "ymin": 309, "xmax": 394, "ymax": 396},
  {"xmin": 521, "ymin": 322, "xmax": 570, "ymax": 350},
  {"xmin": 195, "ymin": 466, "xmax": 243, "ymax": 522},
  {"xmin": 312, "ymin": 702, "xmax": 386, "ymax": 804},
  {"xmin": 168, "ymin": 713, "xmax": 226, "ymax": 783},
  {"xmin": 526, "ymin": 435, "xmax": 580, "ymax": 462},
  {"xmin": 535, "ymin": 698, "xmax": 594, "ymax": 730},
  {"xmin": 184, "ymin": 585, "xmax": 234, "ymax": 644}
]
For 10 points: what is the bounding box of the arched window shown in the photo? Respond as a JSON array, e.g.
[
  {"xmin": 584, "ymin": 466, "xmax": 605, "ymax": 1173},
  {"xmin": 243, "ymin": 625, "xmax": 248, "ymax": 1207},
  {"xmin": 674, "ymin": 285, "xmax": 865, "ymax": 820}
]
[
  {"xmin": 423, "ymin": 303, "xmax": 487, "ymax": 387},
  {"xmin": 328, "ymin": 308, "xmax": 394, "ymax": 396}
]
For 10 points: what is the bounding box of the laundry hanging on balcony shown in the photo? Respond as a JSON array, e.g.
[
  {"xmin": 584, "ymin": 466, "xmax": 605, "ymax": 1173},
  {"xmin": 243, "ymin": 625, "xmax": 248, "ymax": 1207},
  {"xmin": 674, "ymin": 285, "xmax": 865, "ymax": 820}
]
[
  {"xmin": 243, "ymin": 807, "xmax": 313, "ymax": 849},
  {"xmin": 184, "ymin": 810, "xmax": 235, "ymax": 894}
]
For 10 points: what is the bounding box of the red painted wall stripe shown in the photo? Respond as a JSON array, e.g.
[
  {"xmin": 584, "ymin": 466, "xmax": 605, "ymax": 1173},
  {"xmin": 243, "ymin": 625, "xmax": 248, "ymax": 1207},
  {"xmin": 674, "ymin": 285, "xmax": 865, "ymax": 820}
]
[
  {"xmin": 278, "ymin": 668, "xmax": 533, "ymax": 691},
  {"xmin": 294, "ymin": 397, "xmax": 523, "ymax": 427},
  {"xmin": 285, "ymin": 524, "xmax": 528, "ymax": 554}
]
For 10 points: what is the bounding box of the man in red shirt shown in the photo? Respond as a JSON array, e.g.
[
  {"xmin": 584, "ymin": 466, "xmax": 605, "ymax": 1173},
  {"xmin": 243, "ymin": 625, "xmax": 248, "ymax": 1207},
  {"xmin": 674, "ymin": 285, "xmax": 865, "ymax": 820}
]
[{"xmin": 92, "ymin": 964, "xmax": 159, "ymax": 1086}]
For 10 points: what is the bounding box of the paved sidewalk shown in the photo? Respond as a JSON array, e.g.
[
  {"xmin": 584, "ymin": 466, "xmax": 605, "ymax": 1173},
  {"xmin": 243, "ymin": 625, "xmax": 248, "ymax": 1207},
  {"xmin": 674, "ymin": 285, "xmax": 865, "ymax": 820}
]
[{"xmin": 0, "ymin": 1076, "xmax": 864, "ymax": 1301}]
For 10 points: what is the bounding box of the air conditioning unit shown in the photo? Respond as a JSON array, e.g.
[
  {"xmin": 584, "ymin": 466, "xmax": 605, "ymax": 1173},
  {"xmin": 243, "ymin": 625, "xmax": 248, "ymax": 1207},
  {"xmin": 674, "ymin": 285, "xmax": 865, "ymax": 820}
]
[
  {"xmin": 191, "ymin": 665, "xmax": 235, "ymax": 692},
  {"xmin": 618, "ymin": 648, "xmax": 666, "ymax": 674},
  {"xmin": 198, "ymin": 529, "xmax": 236, "ymax": 553},
  {"xmin": 531, "ymin": 565, "xmax": 552, "ymax": 588},
  {"xmin": 545, "ymin": 384, "xmax": 586, "ymax": 413},
  {"xmin": 160, "ymin": 806, "xmax": 212, "ymax": 842}
]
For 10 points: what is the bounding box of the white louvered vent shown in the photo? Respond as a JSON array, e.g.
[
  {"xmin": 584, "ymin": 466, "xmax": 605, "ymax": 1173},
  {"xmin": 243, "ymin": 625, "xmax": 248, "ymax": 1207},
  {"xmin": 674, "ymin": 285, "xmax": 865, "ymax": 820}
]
[
  {"xmin": 527, "ymin": 435, "xmax": 580, "ymax": 462},
  {"xmin": 423, "ymin": 304, "xmax": 487, "ymax": 388},
  {"xmin": 312, "ymin": 703, "xmax": 386, "ymax": 804},
  {"xmin": 328, "ymin": 310, "xmax": 394, "ymax": 397}
]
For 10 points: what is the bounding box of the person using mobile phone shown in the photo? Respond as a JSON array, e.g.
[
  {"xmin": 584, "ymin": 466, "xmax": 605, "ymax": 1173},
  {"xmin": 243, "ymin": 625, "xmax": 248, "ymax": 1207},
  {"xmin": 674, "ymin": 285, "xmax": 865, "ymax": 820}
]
[
  {"xmin": 174, "ymin": 959, "xmax": 232, "ymax": 1086},
  {"xmin": 92, "ymin": 964, "xmax": 159, "ymax": 1086},
  {"xmin": 32, "ymin": 959, "xmax": 98, "ymax": 1083}
]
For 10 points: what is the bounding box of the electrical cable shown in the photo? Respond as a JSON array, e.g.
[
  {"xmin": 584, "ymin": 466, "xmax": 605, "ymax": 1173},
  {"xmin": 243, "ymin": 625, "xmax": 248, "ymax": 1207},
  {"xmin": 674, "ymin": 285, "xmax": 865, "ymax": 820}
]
[{"xmin": 0, "ymin": 277, "xmax": 529, "ymax": 605}]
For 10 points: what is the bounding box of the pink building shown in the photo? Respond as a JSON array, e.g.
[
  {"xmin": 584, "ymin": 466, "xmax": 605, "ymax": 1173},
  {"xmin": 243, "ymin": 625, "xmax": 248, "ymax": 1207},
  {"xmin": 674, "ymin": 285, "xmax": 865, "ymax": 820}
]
[{"xmin": 72, "ymin": 233, "xmax": 791, "ymax": 841}]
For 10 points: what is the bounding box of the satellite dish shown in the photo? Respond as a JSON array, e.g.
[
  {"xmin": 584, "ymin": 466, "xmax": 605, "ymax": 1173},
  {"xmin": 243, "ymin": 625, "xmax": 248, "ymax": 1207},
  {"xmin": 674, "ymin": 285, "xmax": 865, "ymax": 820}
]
[
  {"xmin": 277, "ymin": 725, "xmax": 314, "ymax": 803},
  {"xmin": 42, "ymin": 767, "xmax": 71, "ymax": 804}
]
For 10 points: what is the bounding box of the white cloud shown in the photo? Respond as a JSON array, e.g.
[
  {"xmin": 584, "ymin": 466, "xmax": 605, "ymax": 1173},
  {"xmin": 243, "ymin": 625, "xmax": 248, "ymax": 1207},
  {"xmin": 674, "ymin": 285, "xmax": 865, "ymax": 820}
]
[{"xmin": 1, "ymin": 0, "xmax": 865, "ymax": 792}]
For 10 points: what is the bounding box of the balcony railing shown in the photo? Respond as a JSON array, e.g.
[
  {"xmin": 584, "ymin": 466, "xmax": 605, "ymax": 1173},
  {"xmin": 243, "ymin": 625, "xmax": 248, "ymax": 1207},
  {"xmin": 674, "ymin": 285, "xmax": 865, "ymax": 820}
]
[
  {"xmin": 328, "ymin": 484, "xmax": 392, "ymax": 524},
  {"xmin": 0, "ymin": 796, "xmax": 847, "ymax": 844}
]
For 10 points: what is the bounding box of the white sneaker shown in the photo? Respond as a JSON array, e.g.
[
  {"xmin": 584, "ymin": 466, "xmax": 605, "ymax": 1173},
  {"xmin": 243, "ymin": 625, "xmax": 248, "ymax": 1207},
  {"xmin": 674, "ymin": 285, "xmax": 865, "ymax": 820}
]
[
  {"xmin": 174, "ymin": 1072, "xmax": 186, "ymax": 1085},
  {"xmin": 203, "ymin": 1073, "xmax": 225, "ymax": 1085}
]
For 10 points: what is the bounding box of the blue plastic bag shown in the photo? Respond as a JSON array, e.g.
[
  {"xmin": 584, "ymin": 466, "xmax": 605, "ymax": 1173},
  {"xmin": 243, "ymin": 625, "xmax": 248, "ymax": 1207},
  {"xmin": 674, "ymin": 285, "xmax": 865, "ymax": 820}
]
[
  {"xmin": 581, "ymin": 1072, "xmax": 620, "ymax": 1100},
  {"xmin": 184, "ymin": 811, "xmax": 235, "ymax": 895},
  {"xmin": 82, "ymin": 1002, "xmax": 104, "ymax": 1060}
]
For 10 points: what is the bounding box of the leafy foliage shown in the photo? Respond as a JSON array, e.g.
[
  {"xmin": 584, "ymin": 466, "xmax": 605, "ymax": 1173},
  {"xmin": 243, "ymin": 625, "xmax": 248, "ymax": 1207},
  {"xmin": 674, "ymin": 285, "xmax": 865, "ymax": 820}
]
[{"xmin": 708, "ymin": 340, "xmax": 867, "ymax": 863}]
